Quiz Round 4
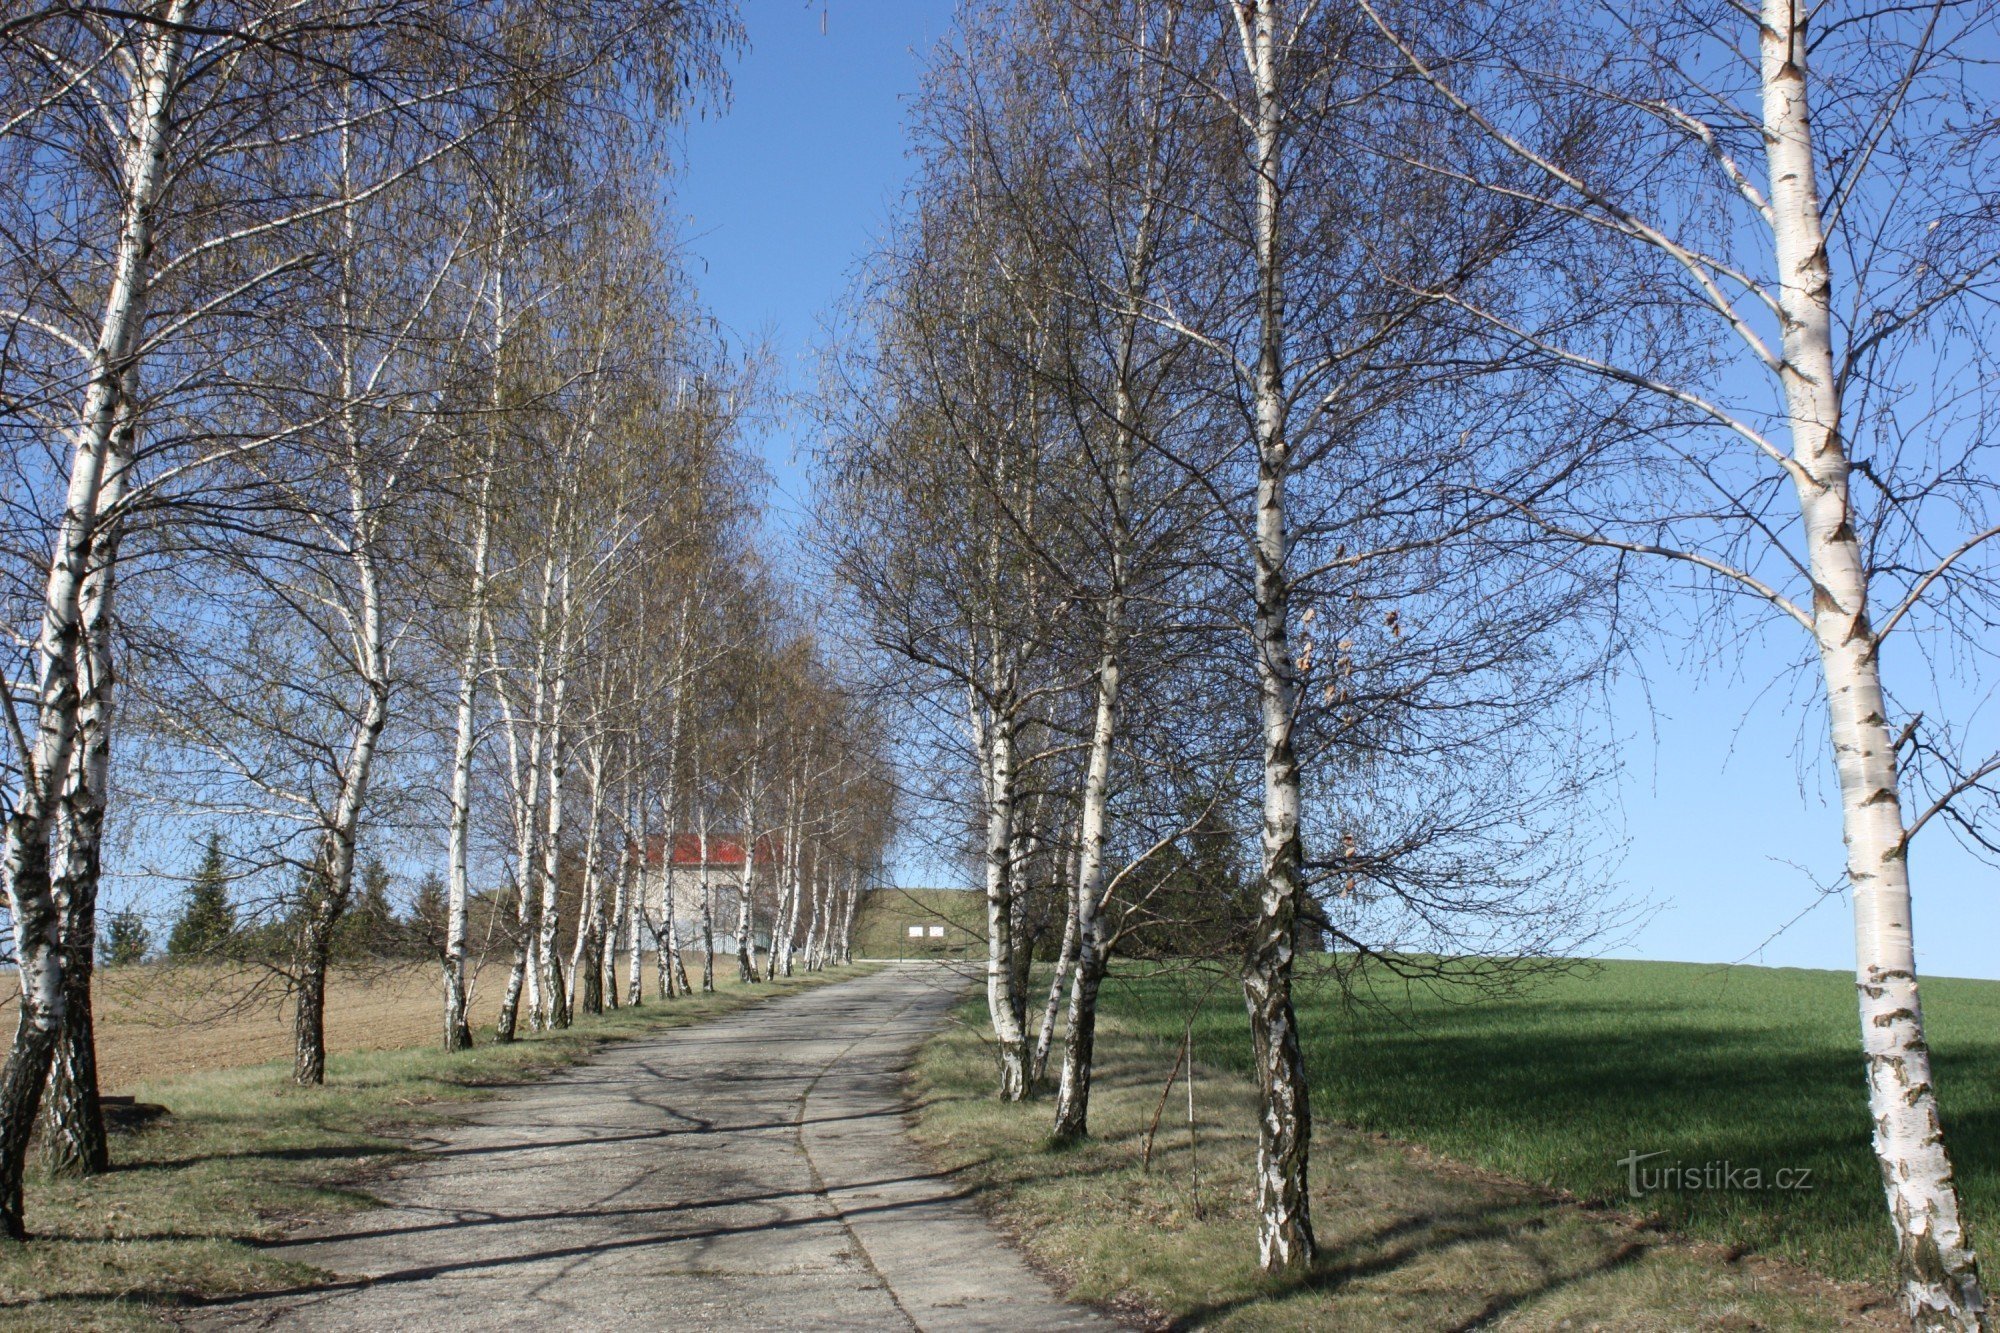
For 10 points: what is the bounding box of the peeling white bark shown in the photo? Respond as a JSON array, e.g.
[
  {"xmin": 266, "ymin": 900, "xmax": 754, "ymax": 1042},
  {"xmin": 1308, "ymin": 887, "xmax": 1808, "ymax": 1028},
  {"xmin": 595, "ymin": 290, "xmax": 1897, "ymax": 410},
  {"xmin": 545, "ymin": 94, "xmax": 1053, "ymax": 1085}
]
[
  {"xmin": 1233, "ymin": 0, "xmax": 1314, "ymax": 1273},
  {"xmin": 0, "ymin": 2, "xmax": 186, "ymax": 1237},
  {"xmin": 1757, "ymin": 4, "xmax": 1983, "ymax": 1322}
]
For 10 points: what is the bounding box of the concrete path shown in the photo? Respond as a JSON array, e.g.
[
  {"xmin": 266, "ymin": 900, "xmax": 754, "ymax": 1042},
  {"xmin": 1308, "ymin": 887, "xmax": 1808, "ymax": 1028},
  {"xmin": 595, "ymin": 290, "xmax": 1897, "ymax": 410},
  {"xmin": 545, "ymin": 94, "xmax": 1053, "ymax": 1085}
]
[{"xmin": 191, "ymin": 963, "xmax": 1111, "ymax": 1332}]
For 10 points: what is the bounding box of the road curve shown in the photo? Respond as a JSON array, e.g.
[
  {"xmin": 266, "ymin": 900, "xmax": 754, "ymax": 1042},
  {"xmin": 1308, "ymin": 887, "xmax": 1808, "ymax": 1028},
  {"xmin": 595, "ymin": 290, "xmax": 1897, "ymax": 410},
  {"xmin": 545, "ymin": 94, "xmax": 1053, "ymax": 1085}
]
[{"xmin": 189, "ymin": 962, "xmax": 1112, "ymax": 1332}]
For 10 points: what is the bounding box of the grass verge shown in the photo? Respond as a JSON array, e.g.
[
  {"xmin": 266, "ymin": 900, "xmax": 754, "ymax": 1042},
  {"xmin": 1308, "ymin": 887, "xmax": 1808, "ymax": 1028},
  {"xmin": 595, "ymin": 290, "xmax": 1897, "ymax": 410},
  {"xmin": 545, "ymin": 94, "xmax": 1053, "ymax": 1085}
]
[
  {"xmin": 0, "ymin": 963, "xmax": 874, "ymax": 1330},
  {"xmin": 913, "ymin": 962, "xmax": 1907, "ymax": 1330}
]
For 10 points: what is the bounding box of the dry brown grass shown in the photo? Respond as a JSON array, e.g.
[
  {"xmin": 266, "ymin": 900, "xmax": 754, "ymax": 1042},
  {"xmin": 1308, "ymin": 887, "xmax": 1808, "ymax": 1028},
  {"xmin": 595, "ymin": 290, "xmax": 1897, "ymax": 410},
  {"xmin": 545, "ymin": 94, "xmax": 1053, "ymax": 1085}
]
[
  {"xmin": 0, "ymin": 962, "xmax": 871, "ymax": 1330},
  {"xmin": 3, "ymin": 957, "xmax": 694, "ymax": 1093}
]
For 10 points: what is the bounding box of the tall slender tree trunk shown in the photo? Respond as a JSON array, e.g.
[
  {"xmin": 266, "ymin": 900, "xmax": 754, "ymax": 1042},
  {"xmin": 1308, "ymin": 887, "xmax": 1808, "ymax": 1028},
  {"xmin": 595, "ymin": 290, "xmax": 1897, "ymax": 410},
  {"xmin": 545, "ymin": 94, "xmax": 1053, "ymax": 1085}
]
[
  {"xmin": 568, "ymin": 776, "xmax": 607, "ymax": 1018},
  {"xmin": 626, "ymin": 834, "xmax": 646, "ymax": 1005},
  {"xmin": 773, "ymin": 789, "xmax": 803, "ymax": 978},
  {"xmin": 1007, "ymin": 818, "xmax": 1035, "ymax": 1029},
  {"xmin": 606, "ymin": 811, "xmax": 631, "ymax": 1010},
  {"xmin": 983, "ymin": 709, "xmax": 1030, "ymax": 1101},
  {"xmin": 1757, "ymin": 5, "xmax": 1982, "ymax": 1323},
  {"xmin": 698, "ymin": 809, "xmax": 716, "ymax": 992},
  {"xmin": 1237, "ymin": 0, "xmax": 1314, "ymax": 1274},
  {"xmin": 493, "ymin": 564, "xmax": 555, "ymax": 1044},
  {"xmin": 0, "ymin": 7, "xmax": 185, "ymax": 1240},
  {"xmin": 535, "ymin": 588, "xmax": 573, "ymax": 1030},
  {"xmin": 442, "ymin": 467, "xmax": 491, "ymax": 1052},
  {"xmin": 443, "ymin": 207, "xmax": 511, "ymax": 1051},
  {"xmin": 294, "ymin": 463, "xmax": 393, "ymax": 1088},
  {"xmin": 735, "ymin": 857, "xmax": 760, "ymax": 983},
  {"xmin": 566, "ymin": 727, "xmax": 611, "ymax": 1019},
  {"xmin": 1049, "ymin": 135, "xmax": 1151, "ymax": 1122},
  {"xmin": 42, "ymin": 399, "xmax": 135, "ymax": 1177},
  {"xmin": 736, "ymin": 761, "xmax": 762, "ymax": 983},
  {"xmin": 802, "ymin": 860, "xmax": 827, "ymax": 971},
  {"xmin": 43, "ymin": 594, "xmax": 117, "ymax": 1177},
  {"xmin": 1032, "ymin": 882, "xmax": 1079, "ymax": 1087},
  {"xmin": 662, "ymin": 891, "xmax": 689, "ymax": 997},
  {"xmin": 1053, "ymin": 460, "xmax": 1131, "ymax": 1139},
  {"xmin": 837, "ymin": 869, "xmax": 859, "ymax": 964}
]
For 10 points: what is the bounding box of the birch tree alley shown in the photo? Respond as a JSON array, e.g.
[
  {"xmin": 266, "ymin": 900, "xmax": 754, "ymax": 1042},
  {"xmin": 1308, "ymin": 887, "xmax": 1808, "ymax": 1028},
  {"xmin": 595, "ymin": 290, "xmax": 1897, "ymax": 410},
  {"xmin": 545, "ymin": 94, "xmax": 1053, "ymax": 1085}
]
[
  {"xmin": 478, "ymin": 233, "xmax": 752, "ymax": 1037},
  {"xmin": 0, "ymin": 0, "xmax": 735, "ymax": 1236},
  {"xmin": 828, "ymin": 0, "xmax": 1618, "ymax": 1278},
  {"xmin": 819, "ymin": 199, "xmax": 1084, "ymax": 1100},
  {"xmin": 1356, "ymin": 2, "xmax": 2000, "ymax": 1322}
]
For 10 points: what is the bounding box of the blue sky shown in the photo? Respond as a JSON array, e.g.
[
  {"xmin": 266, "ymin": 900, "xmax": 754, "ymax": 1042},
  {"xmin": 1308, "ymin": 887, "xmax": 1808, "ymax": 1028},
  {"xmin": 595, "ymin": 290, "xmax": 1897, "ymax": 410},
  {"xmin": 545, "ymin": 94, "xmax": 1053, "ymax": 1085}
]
[{"xmin": 672, "ymin": 1, "xmax": 1999, "ymax": 981}]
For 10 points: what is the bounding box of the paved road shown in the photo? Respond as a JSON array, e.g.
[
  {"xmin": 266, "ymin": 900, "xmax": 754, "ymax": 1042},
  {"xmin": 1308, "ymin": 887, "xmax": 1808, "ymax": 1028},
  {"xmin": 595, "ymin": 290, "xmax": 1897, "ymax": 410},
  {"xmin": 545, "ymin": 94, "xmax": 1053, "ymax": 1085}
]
[{"xmin": 191, "ymin": 963, "xmax": 1110, "ymax": 1332}]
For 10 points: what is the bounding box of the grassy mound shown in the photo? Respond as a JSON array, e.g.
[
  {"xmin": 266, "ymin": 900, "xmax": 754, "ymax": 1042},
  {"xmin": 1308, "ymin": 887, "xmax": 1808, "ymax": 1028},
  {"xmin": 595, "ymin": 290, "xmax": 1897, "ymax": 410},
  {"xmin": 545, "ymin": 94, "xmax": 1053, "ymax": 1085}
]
[{"xmin": 850, "ymin": 887, "xmax": 986, "ymax": 960}]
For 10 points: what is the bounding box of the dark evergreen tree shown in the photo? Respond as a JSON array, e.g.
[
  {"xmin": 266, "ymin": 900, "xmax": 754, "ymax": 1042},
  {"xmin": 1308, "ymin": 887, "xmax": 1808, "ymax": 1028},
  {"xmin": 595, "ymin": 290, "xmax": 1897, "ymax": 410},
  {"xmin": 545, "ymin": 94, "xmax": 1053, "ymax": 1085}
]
[
  {"xmin": 335, "ymin": 856, "xmax": 396, "ymax": 959},
  {"xmin": 167, "ymin": 834, "xmax": 235, "ymax": 958},
  {"xmin": 101, "ymin": 910, "xmax": 151, "ymax": 967},
  {"xmin": 406, "ymin": 871, "xmax": 446, "ymax": 959}
]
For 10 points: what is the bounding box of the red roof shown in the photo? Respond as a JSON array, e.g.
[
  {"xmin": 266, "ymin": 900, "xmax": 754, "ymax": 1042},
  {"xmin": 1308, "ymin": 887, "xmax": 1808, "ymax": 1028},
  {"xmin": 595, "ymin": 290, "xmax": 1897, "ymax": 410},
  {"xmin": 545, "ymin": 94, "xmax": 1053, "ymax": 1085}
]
[{"xmin": 631, "ymin": 832, "xmax": 782, "ymax": 869}]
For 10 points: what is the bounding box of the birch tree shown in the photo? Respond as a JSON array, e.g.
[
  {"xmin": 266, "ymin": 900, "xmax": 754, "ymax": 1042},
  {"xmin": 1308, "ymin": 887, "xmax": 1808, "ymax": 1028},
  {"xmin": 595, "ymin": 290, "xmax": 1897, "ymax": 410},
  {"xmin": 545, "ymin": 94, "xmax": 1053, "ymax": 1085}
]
[
  {"xmin": 0, "ymin": 0, "xmax": 737, "ymax": 1235},
  {"xmin": 1359, "ymin": 1, "xmax": 2000, "ymax": 1320}
]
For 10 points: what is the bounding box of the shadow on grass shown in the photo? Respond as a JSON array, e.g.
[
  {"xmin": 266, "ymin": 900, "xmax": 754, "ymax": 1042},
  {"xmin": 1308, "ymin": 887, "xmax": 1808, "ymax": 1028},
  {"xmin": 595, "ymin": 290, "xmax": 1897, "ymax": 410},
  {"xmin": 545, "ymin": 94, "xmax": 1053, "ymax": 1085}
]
[
  {"xmin": 1168, "ymin": 975, "xmax": 2000, "ymax": 1283},
  {"xmin": 1161, "ymin": 1200, "xmax": 1650, "ymax": 1331}
]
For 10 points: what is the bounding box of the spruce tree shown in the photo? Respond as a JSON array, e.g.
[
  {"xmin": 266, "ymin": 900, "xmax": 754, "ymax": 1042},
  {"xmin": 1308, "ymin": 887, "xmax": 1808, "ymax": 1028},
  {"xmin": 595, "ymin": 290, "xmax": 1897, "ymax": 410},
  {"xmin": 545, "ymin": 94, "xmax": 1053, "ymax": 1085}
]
[
  {"xmin": 407, "ymin": 871, "xmax": 446, "ymax": 959},
  {"xmin": 102, "ymin": 910, "xmax": 151, "ymax": 967},
  {"xmin": 167, "ymin": 834, "xmax": 235, "ymax": 958},
  {"xmin": 335, "ymin": 856, "xmax": 396, "ymax": 959}
]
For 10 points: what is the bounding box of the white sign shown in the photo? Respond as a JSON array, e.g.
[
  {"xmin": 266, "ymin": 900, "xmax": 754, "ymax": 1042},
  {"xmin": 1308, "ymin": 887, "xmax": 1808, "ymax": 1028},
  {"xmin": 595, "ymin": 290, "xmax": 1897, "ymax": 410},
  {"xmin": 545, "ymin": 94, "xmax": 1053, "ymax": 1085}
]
[
  {"xmin": 928, "ymin": 925, "xmax": 946, "ymax": 938},
  {"xmin": 907, "ymin": 925, "xmax": 924, "ymax": 938}
]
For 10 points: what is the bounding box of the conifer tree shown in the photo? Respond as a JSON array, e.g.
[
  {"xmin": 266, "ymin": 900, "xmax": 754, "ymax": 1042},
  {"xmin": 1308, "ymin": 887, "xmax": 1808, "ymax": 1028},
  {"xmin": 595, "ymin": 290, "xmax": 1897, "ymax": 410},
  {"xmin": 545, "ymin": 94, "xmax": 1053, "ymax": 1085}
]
[{"xmin": 167, "ymin": 836, "xmax": 235, "ymax": 959}]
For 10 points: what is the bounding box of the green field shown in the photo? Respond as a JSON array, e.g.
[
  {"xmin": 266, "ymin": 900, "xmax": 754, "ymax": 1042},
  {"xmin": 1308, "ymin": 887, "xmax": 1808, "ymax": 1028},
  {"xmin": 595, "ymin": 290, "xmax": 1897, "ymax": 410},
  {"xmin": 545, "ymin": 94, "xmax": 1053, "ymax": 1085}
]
[
  {"xmin": 913, "ymin": 957, "xmax": 1912, "ymax": 1329},
  {"xmin": 850, "ymin": 887, "xmax": 986, "ymax": 960},
  {"xmin": 1114, "ymin": 957, "xmax": 2000, "ymax": 1286}
]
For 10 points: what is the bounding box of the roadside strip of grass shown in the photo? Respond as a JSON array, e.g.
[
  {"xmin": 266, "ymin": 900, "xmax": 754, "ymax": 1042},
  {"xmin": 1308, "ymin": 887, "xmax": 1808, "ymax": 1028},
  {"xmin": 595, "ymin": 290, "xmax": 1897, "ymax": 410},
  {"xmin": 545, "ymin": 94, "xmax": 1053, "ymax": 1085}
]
[
  {"xmin": 0, "ymin": 963, "xmax": 876, "ymax": 1331},
  {"xmin": 912, "ymin": 966, "xmax": 1900, "ymax": 1331}
]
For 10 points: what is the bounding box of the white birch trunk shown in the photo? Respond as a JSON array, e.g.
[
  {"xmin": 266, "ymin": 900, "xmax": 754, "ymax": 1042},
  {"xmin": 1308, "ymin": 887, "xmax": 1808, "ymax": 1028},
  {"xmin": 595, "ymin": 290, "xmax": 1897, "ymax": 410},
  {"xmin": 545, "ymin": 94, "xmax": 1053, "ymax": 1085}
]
[
  {"xmin": 1032, "ymin": 877, "xmax": 1079, "ymax": 1088},
  {"xmin": 836, "ymin": 868, "xmax": 860, "ymax": 960},
  {"xmin": 734, "ymin": 747, "xmax": 763, "ymax": 983},
  {"xmin": 296, "ymin": 441, "xmax": 393, "ymax": 1087},
  {"xmin": 1759, "ymin": 5, "xmax": 1983, "ymax": 1322},
  {"xmin": 837, "ymin": 868, "xmax": 860, "ymax": 965},
  {"xmin": 534, "ymin": 647, "xmax": 570, "ymax": 1029},
  {"xmin": 699, "ymin": 812, "xmax": 716, "ymax": 993},
  {"xmin": 604, "ymin": 788, "xmax": 628, "ymax": 1008},
  {"xmin": 443, "ymin": 235, "xmax": 509, "ymax": 1053},
  {"xmin": 493, "ymin": 555, "xmax": 556, "ymax": 1042},
  {"xmin": 626, "ymin": 836, "xmax": 646, "ymax": 1004},
  {"xmin": 566, "ymin": 741, "xmax": 608, "ymax": 1017},
  {"xmin": 774, "ymin": 786, "xmax": 803, "ymax": 978},
  {"xmin": 983, "ymin": 710, "xmax": 1030, "ymax": 1100},
  {"xmin": 1053, "ymin": 648, "xmax": 1119, "ymax": 1138},
  {"xmin": 1236, "ymin": 0, "xmax": 1314, "ymax": 1273},
  {"xmin": 442, "ymin": 462, "xmax": 492, "ymax": 1051},
  {"xmin": 1052, "ymin": 359, "xmax": 1137, "ymax": 1139},
  {"xmin": 0, "ymin": 4, "xmax": 186, "ymax": 1238},
  {"xmin": 802, "ymin": 859, "xmax": 827, "ymax": 971},
  {"xmin": 42, "ymin": 394, "xmax": 136, "ymax": 1177}
]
